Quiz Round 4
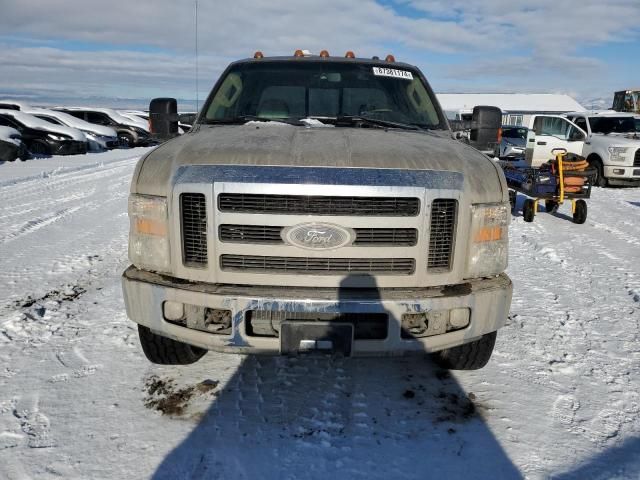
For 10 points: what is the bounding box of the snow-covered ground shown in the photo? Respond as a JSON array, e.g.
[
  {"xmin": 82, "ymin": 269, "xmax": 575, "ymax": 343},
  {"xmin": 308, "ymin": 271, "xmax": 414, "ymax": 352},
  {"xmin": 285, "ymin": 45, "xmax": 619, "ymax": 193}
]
[{"xmin": 0, "ymin": 150, "xmax": 639, "ymax": 479}]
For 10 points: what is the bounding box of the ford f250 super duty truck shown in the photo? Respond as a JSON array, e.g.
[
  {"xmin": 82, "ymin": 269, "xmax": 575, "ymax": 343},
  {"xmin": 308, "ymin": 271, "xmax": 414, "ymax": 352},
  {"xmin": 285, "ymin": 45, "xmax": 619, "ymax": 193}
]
[{"xmin": 122, "ymin": 51, "xmax": 512, "ymax": 370}]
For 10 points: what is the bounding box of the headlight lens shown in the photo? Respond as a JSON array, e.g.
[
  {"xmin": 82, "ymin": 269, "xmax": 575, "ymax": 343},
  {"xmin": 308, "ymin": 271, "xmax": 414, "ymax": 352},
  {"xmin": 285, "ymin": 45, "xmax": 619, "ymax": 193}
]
[
  {"xmin": 47, "ymin": 133, "xmax": 68, "ymax": 141},
  {"xmin": 128, "ymin": 194, "xmax": 170, "ymax": 272},
  {"xmin": 466, "ymin": 203, "xmax": 509, "ymax": 278},
  {"xmin": 608, "ymin": 146, "xmax": 628, "ymax": 162}
]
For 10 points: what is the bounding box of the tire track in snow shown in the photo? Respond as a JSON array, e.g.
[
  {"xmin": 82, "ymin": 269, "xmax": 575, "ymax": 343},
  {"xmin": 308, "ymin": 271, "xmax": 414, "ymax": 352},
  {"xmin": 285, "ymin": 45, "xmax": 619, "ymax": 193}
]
[{"xmin": 0, "ymin": 206, "xmax": 83, "ymax": 244}]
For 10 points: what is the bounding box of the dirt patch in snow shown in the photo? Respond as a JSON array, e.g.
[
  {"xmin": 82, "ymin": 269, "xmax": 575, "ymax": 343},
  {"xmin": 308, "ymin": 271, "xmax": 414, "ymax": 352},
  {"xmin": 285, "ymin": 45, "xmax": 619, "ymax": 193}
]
[
  {"xmin": 143, "ymin": 376, "xmax": 219, "ymax": 416},
  {"xmin": 13, "ymin": 284, "xmax": 87, "ymax": 309}
]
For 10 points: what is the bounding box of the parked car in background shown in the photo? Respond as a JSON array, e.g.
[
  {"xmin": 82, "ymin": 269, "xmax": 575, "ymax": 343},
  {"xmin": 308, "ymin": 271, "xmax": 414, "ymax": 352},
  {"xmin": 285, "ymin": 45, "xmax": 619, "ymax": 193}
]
[
  {"xmin": 0, "ymin": 100, "xmax": 31, "ymax": 111},
  {"xmin": 0, "ymin": 125, "xmax": 26, "ymax": 162},
  {"xmin": 0, "ymin": 110, "xmax": 87, "ymax": 156},
  {"xmin": 55, "ymin": 107, "xmax": 152, "ymax": 147},
  {"xmin": 178, "ymin": 112, "xmax": 197, "ymax": 131},
  {"xmin": 495, "ymin": 126, "xmax": 527, "ymax": 159},
  {"xmin": 24, "ymin": 107, "xmax": 119, "ymax": 151}
]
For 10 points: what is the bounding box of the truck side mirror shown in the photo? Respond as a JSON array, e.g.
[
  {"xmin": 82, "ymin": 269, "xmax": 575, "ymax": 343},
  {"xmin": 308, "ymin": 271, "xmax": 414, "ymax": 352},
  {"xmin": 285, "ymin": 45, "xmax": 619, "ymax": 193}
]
[
  {"xmin": 469, "ymin": 106, "xmax": 502, "ymax": 150},
  {"xmin": 149, "ymin": 98, "xmax": 179, "ymax": 141}
]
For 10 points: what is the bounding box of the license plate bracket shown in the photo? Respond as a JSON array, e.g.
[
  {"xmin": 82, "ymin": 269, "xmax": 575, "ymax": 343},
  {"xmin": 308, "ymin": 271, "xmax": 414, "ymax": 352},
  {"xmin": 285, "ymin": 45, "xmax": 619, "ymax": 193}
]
[{"xmin": 280, "ymin": 322, "xmax": 354, "ymax": 356}]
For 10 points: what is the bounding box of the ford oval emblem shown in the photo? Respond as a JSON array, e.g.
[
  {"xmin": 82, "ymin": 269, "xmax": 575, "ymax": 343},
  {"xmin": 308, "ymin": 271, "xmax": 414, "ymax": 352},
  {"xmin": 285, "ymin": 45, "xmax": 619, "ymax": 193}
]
[{"xmin": 283, "ymin": 223, "xmax": 354, "ymax": 250}]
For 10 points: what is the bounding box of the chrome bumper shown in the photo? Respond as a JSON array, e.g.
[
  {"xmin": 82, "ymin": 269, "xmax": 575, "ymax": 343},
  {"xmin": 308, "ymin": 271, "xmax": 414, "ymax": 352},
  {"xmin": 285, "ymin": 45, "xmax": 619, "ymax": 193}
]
[{"xmin": 122, "ymin": 266, "xmax": 512, "ymax": 356}]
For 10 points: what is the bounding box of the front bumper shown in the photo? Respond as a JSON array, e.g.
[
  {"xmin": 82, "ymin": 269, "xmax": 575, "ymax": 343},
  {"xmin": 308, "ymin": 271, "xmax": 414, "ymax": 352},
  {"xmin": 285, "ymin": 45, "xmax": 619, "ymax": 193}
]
[
  {"xmin": 0, "ymin": 141, "xmax": 20, "ymax": 162},
  {"xmin": 604, "ymin": 165, "xmax": 640, "ymax": 185},
  {"xmin": 122, "ymin": 266, "xmax": 512, "ymax": 356},
  {"xmin": 49, "ymin": 140, "xmax": 88, "ymax": 155}
]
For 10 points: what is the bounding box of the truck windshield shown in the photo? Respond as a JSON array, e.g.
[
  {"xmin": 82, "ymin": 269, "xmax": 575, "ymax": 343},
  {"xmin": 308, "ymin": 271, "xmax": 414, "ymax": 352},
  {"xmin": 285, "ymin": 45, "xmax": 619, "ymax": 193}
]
[
  {"xmin": 589, "ymin": 116, "xmax": 637, "ymax": 134},
  {"xmin": 202, "ymin": 61, "xmax": 444, "ymax": 129}
]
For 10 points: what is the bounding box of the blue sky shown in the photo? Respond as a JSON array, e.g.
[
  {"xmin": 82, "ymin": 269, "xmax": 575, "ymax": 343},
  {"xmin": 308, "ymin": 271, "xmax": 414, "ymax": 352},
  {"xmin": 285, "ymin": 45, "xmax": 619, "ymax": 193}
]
[{"xmin": 0, "ymin": 0, "xmax": 638, "ymax": 108}]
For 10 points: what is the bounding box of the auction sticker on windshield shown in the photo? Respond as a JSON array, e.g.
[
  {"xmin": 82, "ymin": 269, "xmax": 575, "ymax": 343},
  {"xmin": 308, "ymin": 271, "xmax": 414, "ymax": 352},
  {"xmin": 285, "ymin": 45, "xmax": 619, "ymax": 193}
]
[{"xmin": 372, "ymin": 67, "xmax": 413, "ymax": 80}]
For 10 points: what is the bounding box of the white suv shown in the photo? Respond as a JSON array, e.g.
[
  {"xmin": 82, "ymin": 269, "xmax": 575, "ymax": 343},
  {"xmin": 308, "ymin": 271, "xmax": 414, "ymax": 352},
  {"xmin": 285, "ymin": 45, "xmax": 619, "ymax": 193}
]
[{"xmin": 566, "ymin": 111, "xmax": 640, "ymax": 186}]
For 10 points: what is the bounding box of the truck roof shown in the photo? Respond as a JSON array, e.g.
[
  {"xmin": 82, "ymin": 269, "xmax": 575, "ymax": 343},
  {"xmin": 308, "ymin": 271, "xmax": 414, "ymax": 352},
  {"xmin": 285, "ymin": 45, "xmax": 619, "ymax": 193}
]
[
  {"xmin": 228, "ymin": 54, "xmax": 416, "ymax": 70},
  {"xmin": 567, "ymin": 110, "xmax": 636, "ymax": 117}
]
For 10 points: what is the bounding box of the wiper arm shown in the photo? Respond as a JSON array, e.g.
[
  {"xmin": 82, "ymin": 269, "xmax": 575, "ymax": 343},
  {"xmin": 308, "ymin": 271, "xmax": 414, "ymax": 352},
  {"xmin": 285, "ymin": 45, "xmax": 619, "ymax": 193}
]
[
  {"xmin": 333, "ymin": 115, "xmax": 420, "ymax": 131},
  {"xmin": 202, "ymin": 115, "xmax": 304, "ymax": 126}
]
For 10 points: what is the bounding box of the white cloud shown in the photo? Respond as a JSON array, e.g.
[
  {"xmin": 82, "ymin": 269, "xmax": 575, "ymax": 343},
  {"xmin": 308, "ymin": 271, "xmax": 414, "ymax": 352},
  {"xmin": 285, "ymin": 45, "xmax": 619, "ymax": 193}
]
[{"xmin": 0, "ymin": 0, "xmax": 638, "ymax": 103}]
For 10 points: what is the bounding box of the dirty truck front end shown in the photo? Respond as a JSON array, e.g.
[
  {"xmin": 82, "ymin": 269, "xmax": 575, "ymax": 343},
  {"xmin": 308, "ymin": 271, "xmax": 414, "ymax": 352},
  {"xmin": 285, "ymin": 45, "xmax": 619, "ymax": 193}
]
[{"xmin": 122, "ymin": 54, "xmax": 512, "ymax": 370}]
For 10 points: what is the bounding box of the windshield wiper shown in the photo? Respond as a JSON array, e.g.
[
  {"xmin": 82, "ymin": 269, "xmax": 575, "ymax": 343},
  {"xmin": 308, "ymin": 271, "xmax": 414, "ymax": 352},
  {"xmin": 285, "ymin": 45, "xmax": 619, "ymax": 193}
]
[
  {"xmin": 202, "ymin": 115, "xmax": 304, "ymax": 126},
  {"xmin": 320, "ymin": 115, "xmax": 421, "ymax": 131}
]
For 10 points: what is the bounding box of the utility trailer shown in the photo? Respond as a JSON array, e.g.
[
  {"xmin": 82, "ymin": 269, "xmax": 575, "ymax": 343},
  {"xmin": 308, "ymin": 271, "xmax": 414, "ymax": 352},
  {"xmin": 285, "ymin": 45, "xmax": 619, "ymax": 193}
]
[{"xmin": 501, "ymin": 149, "xmax": 596, "ymax": 224}]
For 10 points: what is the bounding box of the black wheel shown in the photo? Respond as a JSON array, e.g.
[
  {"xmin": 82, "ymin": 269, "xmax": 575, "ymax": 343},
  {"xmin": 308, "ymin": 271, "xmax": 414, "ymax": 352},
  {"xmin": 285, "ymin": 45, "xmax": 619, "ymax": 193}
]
[
  {"xmin": 545, "ymin": 200, "xmax": 558, "ymax": 213},
  {"xmin": 572, "ymin": 200, "xmax": 587, "ymax": 224},
  {"xmin": 28, "ymin": 141, "xmax": 50, "ymax": 157},
  {"xmin": 118, "ymin": 132, "xmax": 134, "ymax": 148},
  {"xmin": 523, "ymin": 199, "xmax": 536, "ymax": 222},
  {"xmin": 588, "ymin": 156, "xmax": 607, "ymax": 187},
  {"xmin": 432, "ymin": 331, "xmax": 497, "ymax": 370},
  {"xmin": 508, "ymin": 190, "xmax": 517, "ymax": 213},
  {"xmin": 138, "ymin": 325, "xmax": 207, "ymax": 365}
]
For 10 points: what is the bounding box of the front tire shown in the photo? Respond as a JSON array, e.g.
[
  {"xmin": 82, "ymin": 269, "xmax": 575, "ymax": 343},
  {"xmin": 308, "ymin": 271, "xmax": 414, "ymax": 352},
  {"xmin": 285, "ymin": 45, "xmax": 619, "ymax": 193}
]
[
  {"xmin": 432, "ymin": 331, "xmax": 497, "ymax": 370},
  {"xmin": 588, "ymin": 156, "xmax": 607, "ymax": 187},
  {"xmin": 138, "ymin": 325, "xmax": 207, "ymax": 365}
]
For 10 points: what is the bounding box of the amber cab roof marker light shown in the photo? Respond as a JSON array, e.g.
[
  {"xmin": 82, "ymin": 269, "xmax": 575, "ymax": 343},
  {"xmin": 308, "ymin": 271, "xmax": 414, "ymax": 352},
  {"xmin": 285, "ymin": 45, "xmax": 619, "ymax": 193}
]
[
  {"xmin": 345, "ymin": 51, "xmax": 355, "ymax": 59},
  {"xmin": 385, "ymin": 54, "xmax": 396, "ymax": 62},
  {"xmin": 253, "ymin": 51, "xmax": 264, "ymax": 59},
  {"xmin": 319, "ymin": 50, "xmax": 330, "ymax": 58},
  {"xmin": 294, "ymin": 49, "xmax": 304, "ymax": 57}
]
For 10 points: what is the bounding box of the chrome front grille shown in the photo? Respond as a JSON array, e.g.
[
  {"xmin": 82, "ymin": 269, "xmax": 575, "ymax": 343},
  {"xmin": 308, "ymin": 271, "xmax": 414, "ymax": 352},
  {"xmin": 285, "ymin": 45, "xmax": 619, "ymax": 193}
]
[
  {"xmin": 219, "ymin": 224, "xmax": 418, "ymax": 246},
  {"xmin": 220, "ymin": 255, "xmax": 415, "ymax": 275},
  {"xmin": 180, "ymin": 193, "xmax": 208, "ymax": 266},
  {"xmin": 353, "ymin": 228, "xmax": 417, "ymax": 246},
  {"xmin": 219, "ymin": 224, "xmax": 283, "ymax": 244},
  {"xmin": 427, "ymin": 199, "xmax": 457, "ymax": 271},
  {"xmin": 634, "ymin": 149, "xmax": 640, "ymax": 167},
  {"xmin": 218, "ymin": 193, "xmax": 420, "ymax": 216}
]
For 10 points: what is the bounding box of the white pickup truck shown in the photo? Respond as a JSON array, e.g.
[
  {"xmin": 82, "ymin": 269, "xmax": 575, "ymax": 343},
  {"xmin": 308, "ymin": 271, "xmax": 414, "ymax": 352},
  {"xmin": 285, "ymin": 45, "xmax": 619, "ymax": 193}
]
[{"xmin": 524, "ymin": 111, "xmax": 640, "ymax": 187}]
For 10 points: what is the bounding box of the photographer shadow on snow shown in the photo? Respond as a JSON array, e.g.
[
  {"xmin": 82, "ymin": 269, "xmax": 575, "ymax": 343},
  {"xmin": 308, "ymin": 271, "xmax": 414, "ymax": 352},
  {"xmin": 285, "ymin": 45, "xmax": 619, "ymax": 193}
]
[{"xmin": 149, "ymin": 274, "xmax": 520, "ymax": 480}]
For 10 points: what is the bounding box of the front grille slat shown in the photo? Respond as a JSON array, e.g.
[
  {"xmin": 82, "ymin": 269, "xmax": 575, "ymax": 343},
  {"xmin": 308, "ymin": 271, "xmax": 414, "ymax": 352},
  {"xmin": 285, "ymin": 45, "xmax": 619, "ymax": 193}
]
[
  {"xmin": 220, "ymin": 255, "xmax": 415, "ymax": 275},
  {"xmin": 219, "ymin": 224, "xmax": 417, "ymax": 246},
  {"xmin": 181, "ymin": 193, "xmax": 208, "ymax": 266},
  {"xmin": 427, "ymin": 199, "xmax": 457, "ymax": 271},
  {"xmin": 218, "ymin": 194, "xmax": 420, "ymax": 216}
]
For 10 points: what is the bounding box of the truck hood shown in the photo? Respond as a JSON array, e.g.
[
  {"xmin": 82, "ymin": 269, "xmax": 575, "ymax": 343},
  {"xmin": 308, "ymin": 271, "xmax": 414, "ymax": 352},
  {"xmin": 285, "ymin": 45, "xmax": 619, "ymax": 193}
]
[
  {"xmin": 133, "ymin": 124, "xmax": 507, "ymax": 203},
  {"xmin": 591, "ymin": 133, "xmax": 640, "ymax": 145}
]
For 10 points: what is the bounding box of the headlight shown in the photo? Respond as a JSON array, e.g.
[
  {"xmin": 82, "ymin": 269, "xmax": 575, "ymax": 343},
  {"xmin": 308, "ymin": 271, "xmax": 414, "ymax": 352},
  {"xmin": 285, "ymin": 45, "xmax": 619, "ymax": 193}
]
[
  {"xmin": 47, "ymin": 133, "xmax": 68, "ymax": 141},
  {"xmin": 608, "ymin": 146, "xmax": 628, "ymax": 162},
  {"xmin": 466, "ymin": 203, "xmax": 509, "ymax": 278},
  {"xmin": 128, "ymin": 194, "xmax": 170, "ymax": 272}
]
